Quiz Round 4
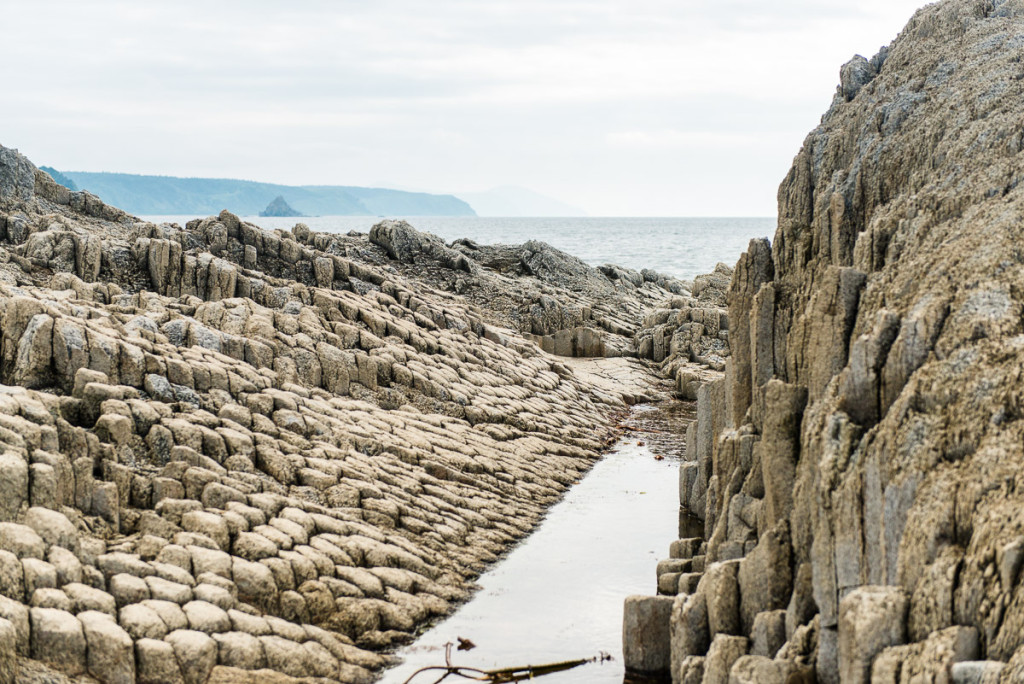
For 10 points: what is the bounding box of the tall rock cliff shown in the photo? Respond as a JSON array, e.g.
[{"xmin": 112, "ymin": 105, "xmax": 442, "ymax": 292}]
[{"xmin": 669, "ymin": 1, "xmax": 1024, "ymax": 681}]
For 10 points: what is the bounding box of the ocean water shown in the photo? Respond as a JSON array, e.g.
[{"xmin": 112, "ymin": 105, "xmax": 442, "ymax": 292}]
[{"xmin": 141, "ymin": 216, "xmax": 776, "ymax": 282}]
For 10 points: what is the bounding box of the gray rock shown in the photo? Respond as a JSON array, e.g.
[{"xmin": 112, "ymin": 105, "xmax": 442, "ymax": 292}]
[
  {"xmin": 950, "ymin": 661, "xmax": 1005, "ymax": 684},
  {"xmin": 702, "ymin": 634, "xmax": 747, "ymax": 684},
  {"xmin": 750, "ymin": 609, "xmax": 787, "ymax": 658},
  {"xmin": 622, "ymin": 595, "xmax": 674, "ymax": 675},
  {"xmin": 839, "ymin": 54, "xmax": 877, "ymax": 102},
  {"xmin": 0, "ymin": 145, "xmax": 37, "ymax": 202}
]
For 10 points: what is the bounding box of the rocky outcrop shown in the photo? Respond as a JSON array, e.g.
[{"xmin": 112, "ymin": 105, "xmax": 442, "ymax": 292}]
[
  {"xmin": 0, "ymin": 142, "xmax": 692, "ymax": 682},
  {"xmin": 371, "ymin": 221, "xmax": 691, "ymax": 359},
  {"xmin": 630, "ymin": 1, "xmax": 1024, "ymax": 682},
  {"xmin": 634, "ymin": 263, "xmax": 733, "ymax": 399}
]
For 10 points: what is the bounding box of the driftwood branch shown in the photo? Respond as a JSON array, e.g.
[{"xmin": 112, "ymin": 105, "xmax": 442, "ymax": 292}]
[{"xmin": 399, "ymin": 644, "xmax": 610, "ymax": 683}]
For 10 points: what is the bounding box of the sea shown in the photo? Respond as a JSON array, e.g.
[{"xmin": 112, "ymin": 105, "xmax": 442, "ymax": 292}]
[{"xmin": 140, "ymin": 216, "xmax": 776, "ymax": 282}]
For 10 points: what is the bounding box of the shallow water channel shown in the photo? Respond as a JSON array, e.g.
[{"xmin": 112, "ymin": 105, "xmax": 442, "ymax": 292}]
[{"xmin": 377, "ymin": 403, "xmax": 695, "ymax": 684}]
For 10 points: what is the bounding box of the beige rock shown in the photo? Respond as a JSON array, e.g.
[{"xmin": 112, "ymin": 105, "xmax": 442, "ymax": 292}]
[
  {"xmin": 166, "ymin": 629, "xmax": 218, "ymax": 684},
  {"xmin": 838, "ymin": 586, "xmax": 908, "ymax": 684},
  {"xmin": 29, "ymin": 607, "xmax": 86, "ymax": 675},
  {"xmin": 109, "ymin": 572, "xmax": 151, "ymax": 607},
  {"xmin": 65, "ymin": 582, "xmax": 117, "ymax": 616},
  {"xmin": 79, "ymin": 610, "xmax": 135, "ymax": 684},
  {"xmin": 183, "ymin": 599, "xmax": 232, "ymax": 634},
  {"xmin": 136, "ymin": 637, "xmax": 186, "ymax": 684},
  {"xmin": 120, "ymin": 602, "xmax": 169, "ymax": 640},
  {"xmin": 213, "ymin": 631, "xmax": 266, "ymax": 670},
  {"xmin": 0, "ymin": 617, "xmax": 14, "ymax": 684},
  {"xmin": 702, "ymin": 634, "xmax": 747, "ymax": 684},
  {"xmin": 29, "ymin": 587, "xmax": 69, "ymax": 612}
]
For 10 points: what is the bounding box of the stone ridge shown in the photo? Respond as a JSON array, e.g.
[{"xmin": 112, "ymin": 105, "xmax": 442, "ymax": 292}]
[
  {"xmin": 0, "ymin": 143, "xmax": 700, "ymax": 683},
  {"xmin": 631, "ymin": 1, "xmax": 1024, "ymax": 682}
]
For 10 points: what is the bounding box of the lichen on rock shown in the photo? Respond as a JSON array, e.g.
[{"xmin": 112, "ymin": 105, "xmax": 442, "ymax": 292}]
[{"xmin": 634, "ymin": 0, "xmax": 1024, "ymax": 681}]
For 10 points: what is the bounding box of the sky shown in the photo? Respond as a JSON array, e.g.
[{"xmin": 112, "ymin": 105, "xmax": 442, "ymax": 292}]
[{"xmin": 2, "ymin": 0, "xmax": 931, "ymax": 216}]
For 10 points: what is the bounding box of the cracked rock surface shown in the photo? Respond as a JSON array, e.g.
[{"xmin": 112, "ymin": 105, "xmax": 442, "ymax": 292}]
[
  {"xmin": 0, "ymin": 143, "xmax": 693, "ymax": 683},
  {"xmin": 637, "ymin": 1, "xmax": 1024, "ymax": 682}
]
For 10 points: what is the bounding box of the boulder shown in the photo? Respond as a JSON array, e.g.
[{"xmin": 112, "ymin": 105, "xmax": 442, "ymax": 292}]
[
  {"xmin": 838, "ymin": 586, "xmax": 909, "ymax": 684},
  {"xmin": 79, "ymin": 610, "xmax": 135, "ymax": 684},
  {"xmin": 135, "ymin": 638, "xmax": 186, "ymax": 684},
  {"xmin": 622, "ymin": 595, "xmax": 674, "ymax": 675},
  {"xmin": 29, "ymin": 607, "xmax": 86, "ymax": 675},
  {"xmin": 166, "ymin": 629, "xmax": 218, "ymax": 684},
  {"xmin": 0, "ymin": 618, "xmax": 13, "ymax": 684}
]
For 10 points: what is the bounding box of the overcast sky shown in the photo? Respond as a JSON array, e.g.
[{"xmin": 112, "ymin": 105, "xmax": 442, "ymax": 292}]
[{"xmin": 3, "ymin": 0, "xmax": 929, "ymax": 216}]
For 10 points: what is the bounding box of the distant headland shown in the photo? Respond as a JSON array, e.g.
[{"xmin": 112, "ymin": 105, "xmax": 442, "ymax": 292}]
[{"xmin": 45, "ymin": 170, "xmax": 476, "ymax": 217}]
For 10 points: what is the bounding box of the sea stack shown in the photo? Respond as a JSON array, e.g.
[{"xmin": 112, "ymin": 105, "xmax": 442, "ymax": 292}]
[
  {"xmin": 629, "ymin": 0, "xmax": 1024, "ymax": 681},
  {"xmin": 259, "ymin": 195, "xmax": 303, "ymax": 217}
]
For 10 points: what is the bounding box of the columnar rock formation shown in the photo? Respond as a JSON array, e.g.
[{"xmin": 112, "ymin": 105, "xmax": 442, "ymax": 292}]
[
  {"xmin": 0, "ymin": 143, "xmax": 688, "ymax": 682},
  {"xmin": 632, "ymin": 1, "xmax": 1024, "ymax": 682}
]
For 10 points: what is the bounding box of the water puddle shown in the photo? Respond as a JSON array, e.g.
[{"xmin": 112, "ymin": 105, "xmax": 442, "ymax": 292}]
[{"xmin": 377, "ymin": 402, "xmax": 695, "ymax": 684}]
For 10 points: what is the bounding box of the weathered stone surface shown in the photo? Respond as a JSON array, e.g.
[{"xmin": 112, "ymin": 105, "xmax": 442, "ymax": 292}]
[
  {"xmin": 79, "ymin": 610, "xmax": 135, "ymax": 684},
  {"xmin": 29, "ymin": 607, "xmax": 86, "ymax": 675},
  {"xmin": 702, "ymin": 560, "xmax": 740, "ymax": 636},
  {"xmin": 622, "ymin": 595, "xmax": 673, "ymax": 675},
  {"xmin": 0, "ymin": 618, "xmax": 15, "ymax": 684},
  {"xmin": 728, "ymin": 655, "xmax": 798, "ymax": 684},
  {"xmin": 641, "ymin": 2, "xmax": 1024, "ymax": 681},
  {"xmin": 838, "ymin": 586, "xmax": 909, "ymax": 684},
  {"xmin": 166, "ymin": 629, "xmax": 218, "ymax": 684},
  {"xmin": 0, "ymin": 139, "xmax": 703, "ymax": 683},
  {"xmin": 702, "ymin": 634, "xmax": 747, "ymax": 684},
  {"xmin": 750, "ymin": 609, "xmax": 786, "ymax": 658},
  {"xmin": 737, "ymin": 523, "xmax": 792, "ymax": 635},
  {"xmin": 136, "ymin": 637, "xmax": 186, "ymax": 684}
]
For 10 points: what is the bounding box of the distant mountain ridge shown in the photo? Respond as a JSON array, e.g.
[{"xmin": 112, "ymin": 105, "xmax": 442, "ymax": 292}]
[{"xmin": 55, "ymin": 171, "xmax": 476, "ymax": 217}]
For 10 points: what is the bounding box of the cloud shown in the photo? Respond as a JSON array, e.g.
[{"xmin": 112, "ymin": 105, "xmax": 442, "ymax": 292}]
[
  {"xmin": 606, "ymin": 130, "xmax": 767, "ymax": 151},
  {"xmin": 1, "ymin": 0, "xmax": 931, "ymax": 215}
]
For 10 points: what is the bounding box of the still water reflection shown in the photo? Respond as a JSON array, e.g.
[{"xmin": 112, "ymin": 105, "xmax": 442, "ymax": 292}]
[{"xmin": 377, "ymin": 404, "xmax": 693, "ymax": 684}]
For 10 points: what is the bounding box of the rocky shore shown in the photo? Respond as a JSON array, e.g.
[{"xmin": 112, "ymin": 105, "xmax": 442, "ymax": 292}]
[
  {"xmin": 625, "ymin": 1, "xmax": 1024, "ymax": 682},
  {"xmin": 0, "ymin": 140, "xmax": 731, "ymax": 683}
]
